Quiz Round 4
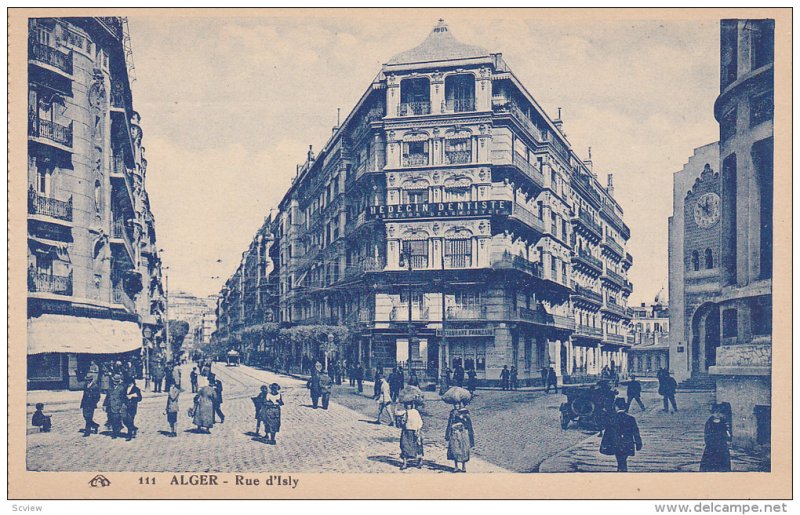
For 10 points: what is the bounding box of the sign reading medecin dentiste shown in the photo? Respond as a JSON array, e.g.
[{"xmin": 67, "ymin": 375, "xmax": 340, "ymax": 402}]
[{"xmin": 368, "ymin": 200, "xmax": 511, "ymax": 220}]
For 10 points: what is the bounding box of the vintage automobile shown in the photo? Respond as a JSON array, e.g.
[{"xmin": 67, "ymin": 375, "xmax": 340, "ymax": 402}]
[
  {"xmin": 225, "ymin": 350, "xmax": 241, "ymax": 367},
  {"xmin": 559, "ymin": 381, "xmax": 618, "ymax": 430}
]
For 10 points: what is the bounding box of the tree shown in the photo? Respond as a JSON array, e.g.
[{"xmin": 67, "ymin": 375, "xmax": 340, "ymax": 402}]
[{"xmin": 168, "ymin": 320, "xmax": 190, "ymax": 357}]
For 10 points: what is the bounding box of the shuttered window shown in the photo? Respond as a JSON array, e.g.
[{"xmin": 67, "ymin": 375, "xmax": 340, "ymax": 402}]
[{"xmin": 445, "ymin": 238, "xmax": 472, "ymax": 268}]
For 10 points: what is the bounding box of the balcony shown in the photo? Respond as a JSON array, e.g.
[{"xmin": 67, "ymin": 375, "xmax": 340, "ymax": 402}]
[
  {"xmin": 492, "ymin": 101, "xmax": 544, "ymax": 141},
  {"xmin": 492, "ymin": 254, "xmax": 543, "ymax": 279},
  {"xmin": 399, "ymin": 101, "xmax": 431, "ymax": 117},
  {"xmin": 346, "ymin": 256, "xmax": 386, "ymax": 277},
  {"xmin": 601, "ymin": 268, "xmax": 627, "ymax": 289},
  {"xmin": 572, "ymin": 249, "xmax": 603, "ymax": 274},
  {"xmin": 390, "ymin": 305, "xmax": 430, "ymax": 322},
  {"xmin": 29, "ymin": 39, "xmax": 73, "ymax": 75},
  {"xmin": 445, "ymin": 98, "xmax": 475, "ymax": 113},
  {"xmin": 443, "ymin": 254, "xmax": 472, "ymax": 269},
  {"xmin": 572, "ymin": 284, "xmax": 603, "ymax": 304},
  {"xmin": 113, "ymin": 285, "xmax": 136, "ymax": 313},
  {"xmin": 28, "ymin": 189, "xmax": 72, "ymax": 223},
  {"xmin": 507, "ymin": 307, "xmax": 575, "ymax": 330},
  {"xmin": 444, "ymin": 150, "xmax": 471, "ymax": 165},
  {"xmin": 572, "ymin": 209, "xmax": 602, "ymax": 239},
  {"xmin": 602, "ymin": 299, "xmax": 628, "ymax": 317},
  {"xmin": 604, "ymin": 332, "xmax": 629, "ymax": 345},
  {"xmin": 403, "ymin": 154, "xmax": 429, "ymax": 167},
  {"xmin": 510, "ymin": 202, "xmax": 547, "ymax": 234},
  {"xmin": 111, "ymin": 218, "xmax": 135, "ymax": 264},
  {"xmin": 28, "ymin": 116, "xmax": 73, "ymax": 149},
  {"xmin": 513, "ymin": 153, "xmax": 545, "ymax": 188},
  {"xmin": 447, "ymin": 305, "xmax": 487, "ymax": 320},
  {"xmin": 602, "ymin": 237, "xmax": 625, "ymax": 259},
  {"xmin": 575, "ymin": 324, "xmax": 603, "ymax": 338},
  {"xmin": 624, "ymin": 252, "xmax": 634, "ymax": 266},
  {"xmin": 28, "ymin": 268, "xmax": 72, "ymax": 296}
]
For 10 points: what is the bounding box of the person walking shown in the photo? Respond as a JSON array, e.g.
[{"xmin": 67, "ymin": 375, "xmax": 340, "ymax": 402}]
[
  {"xmin": 106, "ymin": 373, "xmax": 127, "ymax": 439},
  {"xmin": 398, "ymin": 400, "xmax": 424, "ymax": 470},
  {"xmin": 375, "ymin": 375, "xmax": 395, "ymax": 426},
  {"xmin": 388, "ymin": 368, "xmax": 400, "ymax": 402},
  {"xmin": 192, "ymin": 377, "xmax": 216, "ymax": 433},
  {"xmin": 466, "ymin": 369, "xmax": 477, "ymax": 395},
  {"xmin": 165, "ymin": 383, "xmax": 181, "ymax": 437},
  {"xmin": 699, "ymin": 403, "xmax": 732, "ymax": 472},
  {"xmin": 152, "ymin": 360, "xmax": 165, "ymax": 393},
  {"xmin": 319, "ymin": 370, "xmax": 333, "ymax": 410},
  {"xmin": 172, "ymin": 364, "xmax": 182, "ymax": 390},
  {"xmin": 445, "ymin": 401, "xmax": 475, "ymax": 473},
  {"xmin": 164, "ymin": 362, "xmax": 174, "ymax": 392},
  {"xmin": 546, "ymin": 366, "xmax": 559, "ymax": 393},
  {"xmin": 510, "ymin": 366, "xmax": 518, "ymax": 391},
  {"xmin": 452, "ymin": 362, "xmax": 465, "ymax": 388},
  {"xmin": 600, "ymin": 397, "xmax": 643, "ymax": 472},
  {"xmin": 212, "ymin": 376, "xmax": 225, "ymax": 422},
  {"xmin": 307, "ymin": 366, "xmax": 323, "ymax": 409},
  {"xmin": 624, "ymin": 374, "xmax": 646, "ymax": 412},
  {"xmin": 123, "ymin": 379, "xmax": 143, "ymax": 441},
  {"xmin": 262, "ymin": 383, "xmax": 284, "ymax": 444},
  {"xmin": 500, "ymin": 365, "xmax": 510, "ymax": 391},
  {"xmin": 354, "ymin": 362, "xmax": 364, "ymax": 393},
  {"xmin": 190, "ymin": 367, "xmax": 199, "ymax": 394},
  {"xmin": 540, "ymin": 366, "xmax": 548, "ymax": 388},
  {"xmin": 334, "ymin": 361, "xmax": 343, "ymax": 385},
  {"xmin": 660, "ymin": 371, "xmax": 678, "ymax": 413},
  {"xmin": 80, "ymin": 367, "xmax": 101, "ymax": 437}
]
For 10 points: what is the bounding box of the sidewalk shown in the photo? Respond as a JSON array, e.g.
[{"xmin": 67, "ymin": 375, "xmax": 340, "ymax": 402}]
[{"xmin": 538, "ymin": 390, "xmax": 770, "ymax": 472}]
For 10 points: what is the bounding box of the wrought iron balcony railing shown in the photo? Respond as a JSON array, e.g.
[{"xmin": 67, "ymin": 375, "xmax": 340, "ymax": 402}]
[
  {"xmin": 29, "ymin": 39, "xmax": 73, "ymax": 74},
  {"xmin": 399, "ymin": 101, "xmax": 431, "ymax": 116},
  {"xmin": 573, "ymin": 209, "xmax": 602, "ymax": 237},
  {"xmin": 576, "ymin": 324, "xmax": 603, "ymax": 337},
  {"xmin": 603, "ymin": 237, "xmax": 625, "ymax": 258},
  {"xmin": 403, "ymin": 154, "xmax": 429, "ymax": 167},
  {"xmin": 492, "ymin": 254, "xmax": 543, "ymax": 279},
  {"xmin": 29, "ymin": 116, "xmax": 73, "ymax": 148},
  {"xmin": 573, "ymin": 249, "xmax": 603, "ymax": 272},
  {"xmin": 444, "ymin": 150, "xmax": 471, "ymax": 165},
  {"xmin": 446, "ymin": 305, "xmax": 486, "ymax": 320},
  {"xmin": 511, "ymin": 202, "xmax": 547, "ymax": 234},
  {"xmin": 573, "ymin": 284, "xmax": 603, "ymax": 303},
  {"xmin": 28, "ymin": 269, "xmax": 72, "ymax": 296},
  {"xmin": 390, "ymin": 306, "xmax": 430, "ymax": 322},
  {"xmin": 28, "ymin": 189, "xmax": 72, "ymax": 222},
  {"xmin": 445, "ymin": 98, "xmax": 475, "ymax": 113}
]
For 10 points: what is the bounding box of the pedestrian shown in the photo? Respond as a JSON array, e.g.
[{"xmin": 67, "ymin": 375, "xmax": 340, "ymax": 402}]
[
  {"xmin": 192, "ymin": 376, "xmax": 216, "ymax": 433},
  {"xmin": 624, "ymin": 374, "xmax": 646, "ymax": 412},
  {"xmin": 354, "ymin": 362, "xmax": 364, "ymax": 393},
  {"xmin": 165, "ymin": 383, "xmax": 181, "ymax": 437},
  {"xmin": 375, "ymin": 375, "xmax": 395, "ymax": 426},
  {"xmin": 164, "ymin": 362, "xmax": 174, "ymax": 391},
  {"xmin": 445, "ymin": 401, "xmax": 475, "ymax": 473},
  {"xmin": 334, "ymin": 361, "xmax": 343, "ymax": 385},
  {"xmin": 106, "ymin": 373, "xmax": 127, "ymax": 439},
  {"xmin": 348, "ymin": 361, "xmax": 356, "ymax": 387},
  {"xmin": 510, "ymin": 366, "xmax": 518, "ymax": 390},
  {"xmin": 659, "ymin": 371, "xmax": 678, "ymax": 413},
  {"xmin": 190, "ymin": 367, "xmax": 199, "ymax": 393},
  {"xmin": 307, "ymin": 364, "xmax": 324, "ymax": 409},
  {"xmin": 408, "ymin": 370, "xmax": 420, "ymax": 387},
  {"xmin": 700, "ymin": 403, "xmax": 732, "ymax": 472},
  {"xmin": 440, "ymin": 366, "xmax": 452, "ymax": 394},
  {"xmin": 319, "ymin": 370, "xmax": 333, "ymax": 410},
  {"xmin": 31, "ymin": 403, "xmax": 52, "ymax": 432},
  {"xmin": 600, "ymin": 397, "xmax": 643, "ymax": 472},
  {"xmin": 152, "ymin": 360, "xmax": 164, "ymax": 393},
  {"xmin": 80, "ymin": 366, "xmax": 101, "ymax": 437},
  {"xmin": 388, "ymin": 368, "xmax": 399, "ymax": 402},
  {"xmin": 212, "ymin": 376, "xmax": 225, "ymax": 423},
  {"xmin": 466, "ymin": 369, "xmax": 477, "ymax": 395},
  {"xmin": 254, "ymin": 385, "xmax": 268, "ymax": 437},
  {"xmin": 373, "ymin": 368, "xmax": 384, "ymax": 399},
  {"xmin": 546, "ymin": 366, "xmax": 558, "ymax": 393},
  {"xmin": 500, "ymin": 365, "xmax": 510, "ymax": 391},
  {"xmin": 540, "ymin": 366, "xmax": 548, "ymax": 388},
  {"xmin": 453, "ymin": 362, "xmax": 465, "ymax": 387},
  {"xmin": 262, "ymin": 383, "xmax": 284, "ymax": 444},
  {"xmin": 398, "ymin": 400, "xmax": 424, "ymax": 470},
  {"xmin": 172, "ymin": 364, "xmax": 182, "ymax": 390},
  {"xmin": 123, "ymin": 379, "xmax": 143, "ymax": 441}
]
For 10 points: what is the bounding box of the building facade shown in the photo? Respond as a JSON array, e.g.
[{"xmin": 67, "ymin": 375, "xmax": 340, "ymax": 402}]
[
  {"xmin": 27, "ymin": 17, "xmax": 166, "ymax": 389},
  {"xmin": 709, "ymin": 19, "xmax": 773, "ymax": 448},
  {"xmin": 169, "ymin": 290, "xmax": 217, "ymax": 349},
  {"xmin": 217, "ymin": 20, "xmax": 634, "ymax": 386},
  {"xmin": 629, "ymin": 290, "xmax": 670, "ymax": 377}
]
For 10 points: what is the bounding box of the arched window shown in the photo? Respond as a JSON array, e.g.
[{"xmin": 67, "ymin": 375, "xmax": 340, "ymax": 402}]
[
  {"xmin": 691, "ymin": 251, "xmax": 700, "ymax": 271},
  {"xmin": 705, "ymin": 248, "xmax": 714, "ymax": 269}
]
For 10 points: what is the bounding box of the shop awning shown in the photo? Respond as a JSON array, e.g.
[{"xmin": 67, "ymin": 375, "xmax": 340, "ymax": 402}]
[{"xmin": 28, "ymin": 314, "xmax": 142, "ymax": 355}]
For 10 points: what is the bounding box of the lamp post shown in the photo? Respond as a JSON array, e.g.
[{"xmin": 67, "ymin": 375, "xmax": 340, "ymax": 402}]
[
  {"xmin": 142, "ymin": 326, "xmax": 152, "ymax": 389},
  {"xmin": 440, "ymin": 242, "xmax": 447, "ymax": 391},
  {"xmin": 159, "ymin": 252, "xmax": 171, "ymax": 363},
  {"xmin": 398, "ymin": 243, "xmax": 414, "ymax": 374}
]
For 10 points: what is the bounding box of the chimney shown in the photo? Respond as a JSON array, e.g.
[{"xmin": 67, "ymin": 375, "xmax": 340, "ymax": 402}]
[
  {"xmin": 607, "ymin": 173, "xmax": 614, "ymax": 197},
  {"xmin": 584, "ymin": 146, "xmax": 593, "ymax": 172},
  {"xmin": 307, "ymin": 145, "xmax": 315, "ymax": 162},
  {"xmin": 553, "ymin": 107, "xmax": 565, "ymax": 136}
]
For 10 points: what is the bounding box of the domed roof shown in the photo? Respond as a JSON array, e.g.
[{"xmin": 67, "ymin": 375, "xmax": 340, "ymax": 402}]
[{"xmin": 387, "ymin": 19, "xmax": 489, "ymax": 66}]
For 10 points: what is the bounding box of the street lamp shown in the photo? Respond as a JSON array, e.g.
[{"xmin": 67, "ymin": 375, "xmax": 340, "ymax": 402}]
[
  {"xmin": 398, "ymin": 243, "xmax": 415, "ymax": 374},
  {"xmin": 159, "ymin": 249, "xmax": 171, "ymax": 362}
]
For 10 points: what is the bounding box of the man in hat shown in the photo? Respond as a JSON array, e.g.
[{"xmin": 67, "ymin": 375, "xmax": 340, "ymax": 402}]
[
  {"xmin": 319, "ymin": 369, "xmax": 333, "ymax": 410},
  {"xmin": 546, "ymin": 366, "xmax": 559, "ymax": 393},
  {"xmin": 661, "ymin": 370, "xmax": 678, "ymax": 413},
  {"xmin": 307, "ymin": 362, "xmax": 324, "ymax": 409},
  {"xmin": 123, "ymin": 378, "xmax": 143, "ymax": 440},
  {"xmin": 211, "ymin": 376, "xmax": 225, "ymax": 422},
  {"xmin": 106, "ymin": 373, "xmax": 127, "ymax": 439},
  {"xmin": 624, "ymin": 374, "xmax": 646, "ymax": 412},
  {"xmin": 80, "ymin": 364, "xmax": 101, "ymax": 437},
  {"xmin": 354, "ymin": 362, "xmax": 364, "ymax": 393},
  {"xmin": 500, "ymin": 365, "xmax": 510, "ymax": 391}
]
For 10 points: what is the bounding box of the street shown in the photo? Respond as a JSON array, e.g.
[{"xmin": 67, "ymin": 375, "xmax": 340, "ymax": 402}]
[{"xmin": 26, "ymin": 364, "xmax": 768, "ymax": 473}]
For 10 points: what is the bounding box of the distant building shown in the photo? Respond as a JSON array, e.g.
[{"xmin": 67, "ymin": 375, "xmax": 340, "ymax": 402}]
[
  {"xmin": 629, "ymin": 289, "xmax": 670, "ymax": 376},
  {"xmin": 169, "ymin": 290, "xmax": 216, "ymax": 348},
  {"xmin": 668, "ymin": 142, "xmax": 720, "ymax": 384},
  {"xmin": 26, "ymin": 17, "xmax": 166, "ymax": 389},
  {"xmin": 216, "ymin": 20, "xmax": 634, "ymax": 386}
]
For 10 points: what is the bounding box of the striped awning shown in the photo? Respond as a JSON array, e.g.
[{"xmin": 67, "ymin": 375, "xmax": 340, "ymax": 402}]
[{"xmin": 28, "ymin": 314, "xmax": 142, "ymax": 355}]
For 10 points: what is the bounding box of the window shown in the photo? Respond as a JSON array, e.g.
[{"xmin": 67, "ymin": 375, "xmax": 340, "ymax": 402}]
[
  {"xmin": 750, "ymin": 20, "xmax": 774, "ymax": 70},
  {"xmin": 445, "ymin": 74, "xmax": 475, "ymax": 112},
  {"xmin": 404, "ymin": 187, "xmax": 429, "ymax": 204},
  {"xmin": 705, "ymin": 248, "xmax": 714, "ymax": 269},
  {"xmin": 403, "ymin": 141, "xmax": 429, "ymax": 167},
  {"xmin": 691, "ymin": 250, "xmax": 700, "ymax": 271},
  {"xmin": 750, "ymin": 297, "xmax": 771, "ymax": 336},
  {"xmin": 399, "ymin": 77, "xmax": 431, "ymax": 115},
  {"xmin": 444, "ymin": 186, "xmax": 470, "ymax": 202},
  {"xmin": 445, "ymin": 239, "xmax": 472, "ymax": 268},
  {"xmin": 722, "ymin": 308, "xmax": 738, "ymax": 338},
  {"xmin": 752, "ymin": 138, "xmax": 773, "ymax": 280},
  {"xmin": 402, "ymin": 240, "xmax": 428, "ymax": 269},
  {"xmin": 445, "ymin": 138, "xmax": 471, "ymax": 164}
]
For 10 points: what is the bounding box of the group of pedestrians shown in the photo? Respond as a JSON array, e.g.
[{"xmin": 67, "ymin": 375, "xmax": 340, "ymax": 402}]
[
  {"xmin": 78, "ymin": 360, "xmax": 143, "ymax": 440},
  {"xmin": 499, "ymin": 365, "xmax": 518, "ymax": 391}
]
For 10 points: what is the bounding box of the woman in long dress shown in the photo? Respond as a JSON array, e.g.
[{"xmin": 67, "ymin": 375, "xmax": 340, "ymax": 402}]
[
  {"xmin": 399, "ymin": 401, "xmax": 424, "ymax": 469},
  {"xmin": 700, "ymin": 403, "xmax": 732, "ymax": 472},
  {"xmin": 192, "ymin": 377, "xmax": 216, "ymax": 433},
  {"xmin": 445, "ymin": 401, "xmax": 475, "ymax": 473},
  {"xmin": 254, "ymin": 385, "xmax": 268, "ymax": 437},
  {"xmin": 261, "ymin": 383, "xmax": 284, "ymax": 444}
]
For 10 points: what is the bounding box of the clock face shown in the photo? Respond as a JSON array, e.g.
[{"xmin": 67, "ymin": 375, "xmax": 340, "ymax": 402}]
[{"xmin": 693, "ymin": 192, "xmax": 720, "ymax": 228}]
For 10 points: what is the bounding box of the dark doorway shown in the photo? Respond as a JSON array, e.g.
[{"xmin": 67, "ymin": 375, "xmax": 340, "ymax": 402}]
[{"xmin": 691, "ymin": 303, "xmax": 720, "ymax": 374}]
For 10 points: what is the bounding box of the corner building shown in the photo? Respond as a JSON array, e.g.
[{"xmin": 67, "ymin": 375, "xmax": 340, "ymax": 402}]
[
  {"xmin": 27, "ymin": 18, "xmax": 166, "ymax": 389},
  {"xmin": 227, "ymin": 21, "xmax": 634, "ymax": 386}
]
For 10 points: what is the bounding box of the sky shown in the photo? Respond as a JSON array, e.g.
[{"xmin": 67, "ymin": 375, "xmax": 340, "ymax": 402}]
[{"xmin": 127, "ymin": 12, "xmax": 720, "ymax": 304}]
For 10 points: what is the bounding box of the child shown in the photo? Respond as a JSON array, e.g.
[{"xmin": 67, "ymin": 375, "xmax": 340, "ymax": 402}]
[
  {"xmin": 165, "ymin": 384, "xmax": 181, "ymax": 437},
  {"xmin": 32, "ymin": 403, "xmax": 52, "ymax": 432}
]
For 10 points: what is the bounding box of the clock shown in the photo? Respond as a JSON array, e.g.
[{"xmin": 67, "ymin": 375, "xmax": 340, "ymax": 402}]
[{"xmin": 693, "ymin": 192, "xmax": 720, "ymax": 228}]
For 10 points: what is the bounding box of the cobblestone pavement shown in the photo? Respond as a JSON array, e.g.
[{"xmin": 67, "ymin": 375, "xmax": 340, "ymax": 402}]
[
  {"xmin": 25, "ymin": 364, "xmax": 504, "ymax": 473},
  {"xmin": 539, "ymin": 390, "xmax": 771, "ymax": 473}
]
